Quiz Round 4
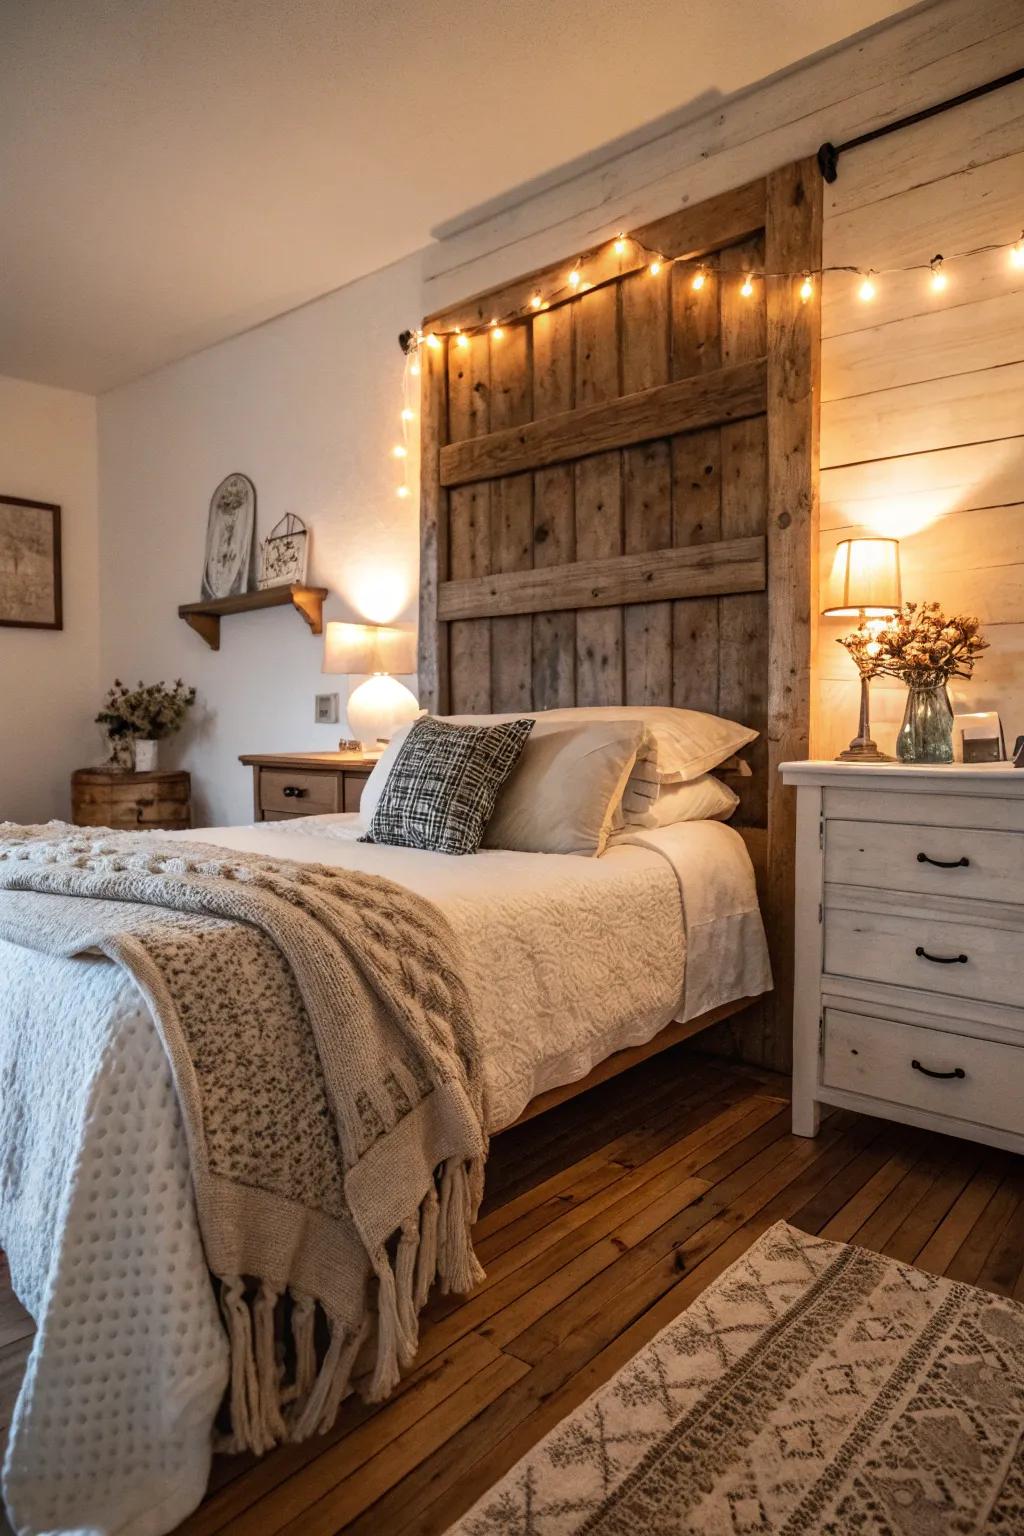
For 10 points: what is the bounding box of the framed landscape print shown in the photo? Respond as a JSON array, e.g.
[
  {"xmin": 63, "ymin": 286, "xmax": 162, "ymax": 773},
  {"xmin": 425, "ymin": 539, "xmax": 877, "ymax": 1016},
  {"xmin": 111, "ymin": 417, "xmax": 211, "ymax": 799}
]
[{"xmin": 0, "ymin": 494, "xmax": 62, "ymax": 630}]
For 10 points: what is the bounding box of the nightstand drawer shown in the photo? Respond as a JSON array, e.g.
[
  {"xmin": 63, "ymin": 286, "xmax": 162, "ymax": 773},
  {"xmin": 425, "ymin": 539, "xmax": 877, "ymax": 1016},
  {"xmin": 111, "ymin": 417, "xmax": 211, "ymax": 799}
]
[
  {"xmin": 825, "ymin": 904, "xmax": 1020, "ymax": 1009},
  {"xmin": 259, "ymin": 769, "xmax": 339, "ymax": 815},
  {"xmin": 825, "ymin": 818, "xmax": 1024, "ymax": 905},
  {"xmin": 823, "ymin": 1007, "xmax": 1024, "ymax": 1137}
]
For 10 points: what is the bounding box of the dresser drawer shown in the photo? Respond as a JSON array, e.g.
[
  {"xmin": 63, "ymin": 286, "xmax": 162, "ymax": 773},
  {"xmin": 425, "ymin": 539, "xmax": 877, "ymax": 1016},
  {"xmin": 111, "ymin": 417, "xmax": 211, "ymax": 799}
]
[
  {"xmin": 825, "ymin": 903, "xmax": 1020, "ymax": 1009},
  {"xmin": 825, "ymin": 818, "xmax": 1024, "ymax": 905},
  {"xmin": 259, "ymin": 769, "xmax": 339, "ymax": 815},
  {"xmin": 823, "ymin": 1007, "xmax": 1024, "ymax": 1137}
]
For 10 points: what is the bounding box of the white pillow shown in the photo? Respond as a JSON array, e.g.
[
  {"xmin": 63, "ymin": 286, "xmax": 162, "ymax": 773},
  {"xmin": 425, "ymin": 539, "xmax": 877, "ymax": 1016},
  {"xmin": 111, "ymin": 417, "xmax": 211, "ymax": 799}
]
[
  {"xmin": 397, "ymin": 707, "xmax": 756, "ymax": 784},
  {"xmin": 617, "ymin": 772, "xmax": 738, "ymax": 830},
  {"xmin": 483, "ymin": 718, "xmax": 649, "ymax": 856}
]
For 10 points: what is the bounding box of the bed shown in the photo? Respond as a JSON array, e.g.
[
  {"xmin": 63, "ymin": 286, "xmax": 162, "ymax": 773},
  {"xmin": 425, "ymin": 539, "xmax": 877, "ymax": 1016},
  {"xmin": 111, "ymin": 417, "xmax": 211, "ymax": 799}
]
[{"xmin": 1, "ymin": 811, "xmax": 768, "ymax": 1535}]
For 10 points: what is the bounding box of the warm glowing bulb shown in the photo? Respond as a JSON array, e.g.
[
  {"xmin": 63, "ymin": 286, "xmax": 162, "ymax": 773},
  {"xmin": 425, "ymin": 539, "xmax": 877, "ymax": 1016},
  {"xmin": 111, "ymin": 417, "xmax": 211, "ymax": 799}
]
[
  {"xmin": 426, "ymin": 333, "xmax": 441, "ymax": 351},
  {"xmin": 931, "ymin": 268, "xmax": 948, "ymax": 292},
  {"xmin": 409, "ymin": 361, "xmax": 421, "ymax": 376},
  {"xmin": 456, "ymin": 332, "xmax": 470, "ymax": 349},
  {"xmin": 649, "ymin": 260, "xmax": 662, "ymax": 277},
  {"xmin": 799, "ymin": 274, "xmax": 814, "ymax": 303},
  {"xmin": 740, "ymin": 275, "xmax": 754, "ymax": 298},
  {"xmin": 530, "ymin": 293, "xmax": 543, "ymax": 309},
  {"xmin": 691, "ymin": 269, "xmax": 706, "ymax": 291},
  {"xmin": 396, "ymin": 485, "xmax": 411, "ymax": 499},
  {"xmin": 1010, "ymin": 239, "xmax": 1024, "ymax": 270},
  {"xmin": 568, "ymin": 270, "xmax": 581, "ymax": 288},
  {"xmin": 858, "ymin": 275, "xmax": 876, "ymax": 302},
  {"xmin": 491, "ymin": 326, "xmax": 504, "ymax": 341},
  {"xmin": 391, "ymin": 445, "xmax": 407, "ymax": 459},
  {"xmin": 613, "ymin": 235, "xmax": 627, "ymax": 255},
  {"xmin": 400, "ymin": 407, "xmax": 415, "ymax": 422}
]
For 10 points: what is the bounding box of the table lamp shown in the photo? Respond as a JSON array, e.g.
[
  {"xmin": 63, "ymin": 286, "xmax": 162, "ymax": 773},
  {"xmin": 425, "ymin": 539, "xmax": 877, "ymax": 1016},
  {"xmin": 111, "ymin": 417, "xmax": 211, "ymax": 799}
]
[
  {"xmin": 323, "ymin": 621, "xmax": 419, "ymax": 752},
  {"xmin": 823, "ymin": 537, "xmax": 901, "ymax": 762}
]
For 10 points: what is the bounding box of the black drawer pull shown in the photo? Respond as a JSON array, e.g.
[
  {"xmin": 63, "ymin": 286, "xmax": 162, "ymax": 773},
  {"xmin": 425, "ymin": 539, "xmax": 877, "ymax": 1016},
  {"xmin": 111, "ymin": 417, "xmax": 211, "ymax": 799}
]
[
  {"xmin": 912, "ymin": 1059, "xmax": 965, "ymax": 1081},
  {"xmin": 915, "ymin": 945, "xmax": 968, "ymax": 965},
  {"xmin": 282, "ymin": 785, "xmax": 308, "ymax": 799},
  {"xmin": 917, "ymin": 852, "xmax": 970, "ymax": 868}
]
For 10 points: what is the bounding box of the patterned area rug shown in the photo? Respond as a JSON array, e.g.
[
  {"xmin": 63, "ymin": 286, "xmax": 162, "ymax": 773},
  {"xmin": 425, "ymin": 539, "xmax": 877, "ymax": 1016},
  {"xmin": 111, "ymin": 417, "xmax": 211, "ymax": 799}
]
[{"xmin": 449, "ymin": 1220, "xmax": 1024, "ymax": 1534}]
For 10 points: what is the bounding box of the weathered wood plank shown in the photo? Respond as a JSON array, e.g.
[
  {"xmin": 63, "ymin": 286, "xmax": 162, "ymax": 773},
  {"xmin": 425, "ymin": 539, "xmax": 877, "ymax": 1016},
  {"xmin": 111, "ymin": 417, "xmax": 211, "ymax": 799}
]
[
  {"xmin": 488, "ymin": 324, "xmax": 534, "ymax": 712},
  {"xmin": 763, "ymin": 156, "xmax": 821, "ymax": 1074},
  {"xmin": 417, "ymin": 337, "xmax": 449, "ymax": 712},
  {"xmin": 574, "ymin": 284, "xmax": 624, "ymax": 706},
  {"xmin": 447, "ymin": 330, "xmax": 492, "ymax": 712},
  {"xmin": 821, "ymin": 362, "xmax": 1024, "ymax": 469},
  {"xmin": 621, "ymin": 264, "xmax": 672, "ymax": 704},
  {"xmin": 438, "ymin": 535, "xmax": 766, "ymax": 620},
  {"xmin": 531, "ymin": 304, "xmax": 576, "ymax": 708},
  {"xmin": 820, "ymin": 438, "xmax": 1024, "ymax": 531},
  {"xmin": 440, "ymin": 358, "xmax": 767, "ymax": 487}
]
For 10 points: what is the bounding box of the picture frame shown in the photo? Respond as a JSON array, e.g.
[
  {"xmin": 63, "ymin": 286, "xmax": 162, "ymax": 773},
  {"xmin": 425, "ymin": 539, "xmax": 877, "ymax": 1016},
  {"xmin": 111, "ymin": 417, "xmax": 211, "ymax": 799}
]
[
  {"xmin": 201, "ymin": 472, "xmax": 256, "ymax": 600},
  {"xmin": 0, "ymin": 494, "xmax": 62, "ymax": 630},
  {"xmin": 258, "ymin": 512, "xmax": 309, "ymax": 590}
]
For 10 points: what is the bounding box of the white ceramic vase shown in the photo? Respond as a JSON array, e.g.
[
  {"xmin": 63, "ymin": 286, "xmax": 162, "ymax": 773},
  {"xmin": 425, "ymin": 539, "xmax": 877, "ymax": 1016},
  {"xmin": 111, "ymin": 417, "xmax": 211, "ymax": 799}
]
[{"xmin": 134, "ymin": 738, "xmax": 159, "ymax": 772}]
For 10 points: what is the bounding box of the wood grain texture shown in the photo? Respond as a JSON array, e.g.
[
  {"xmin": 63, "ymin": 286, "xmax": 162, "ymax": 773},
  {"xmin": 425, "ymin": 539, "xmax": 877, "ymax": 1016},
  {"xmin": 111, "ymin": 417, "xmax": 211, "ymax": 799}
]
[
  {"xmin": 531, "ymin": 304, "xmax": 577, "ymax": 708},
  {"xmin": 66, "ymin": 1052, "xmax": 1018, "ymax": 1536},
  {"xmin": 447, "ymin": 331, "xmax": 493, "ymax": 713},
  {"xmin": 417, "ymin": 337, "xmax": 450, "ymax": 713},
  {"xmin": 440, "ymin": 358, "xmax": 767, "ymax": 486},
  {"xmin": 438, "ymin": 536, "xmax": 766, "ymax": 620},
  {"xmin": 573, "ymin": 284, "xmax": 624, "ymax": 706}
]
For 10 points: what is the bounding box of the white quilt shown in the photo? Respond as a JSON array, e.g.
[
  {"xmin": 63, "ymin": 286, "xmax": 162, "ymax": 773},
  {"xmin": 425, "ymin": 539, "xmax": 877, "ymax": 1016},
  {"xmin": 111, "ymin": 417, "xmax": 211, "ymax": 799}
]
[{"xmin": 0, "ymin": 816, "xmax": 769, "ymax": 1536}]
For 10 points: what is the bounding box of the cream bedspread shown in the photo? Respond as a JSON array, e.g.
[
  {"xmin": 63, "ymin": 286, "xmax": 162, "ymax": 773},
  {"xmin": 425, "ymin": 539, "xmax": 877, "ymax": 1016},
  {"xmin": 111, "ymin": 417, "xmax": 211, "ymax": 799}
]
[{"xmin": 0, "ymin": 816, "xmax": 769, "ymax": 1536}]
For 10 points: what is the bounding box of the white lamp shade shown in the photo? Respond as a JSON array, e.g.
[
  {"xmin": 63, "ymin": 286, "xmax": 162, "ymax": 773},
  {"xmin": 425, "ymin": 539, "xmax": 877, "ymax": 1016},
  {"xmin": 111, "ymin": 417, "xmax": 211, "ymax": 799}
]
[
  {"xmin": 347, "ymin": 675, "xmax": 419, "ymax": 748},
  {"xmin": 823, "ymin": 538, "xmax": 901, "ymax": 617},
  {"xmin": 323, "ymin": 620, "xmax": 416, "ymax": 676}
]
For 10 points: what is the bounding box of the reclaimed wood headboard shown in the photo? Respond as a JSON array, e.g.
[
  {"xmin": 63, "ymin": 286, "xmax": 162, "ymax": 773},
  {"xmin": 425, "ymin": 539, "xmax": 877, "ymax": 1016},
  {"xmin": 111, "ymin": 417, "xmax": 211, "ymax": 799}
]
[{"xmin": 417, "ymin": 160, "xmax": 822, "ymax": 1073}]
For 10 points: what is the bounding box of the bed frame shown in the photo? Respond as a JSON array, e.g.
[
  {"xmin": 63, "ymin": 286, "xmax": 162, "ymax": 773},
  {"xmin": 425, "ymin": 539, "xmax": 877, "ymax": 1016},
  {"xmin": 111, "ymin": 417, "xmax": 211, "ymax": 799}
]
[{"xmin": 417, "ymin": 160, "xmax": 821, "ymax": 1080}]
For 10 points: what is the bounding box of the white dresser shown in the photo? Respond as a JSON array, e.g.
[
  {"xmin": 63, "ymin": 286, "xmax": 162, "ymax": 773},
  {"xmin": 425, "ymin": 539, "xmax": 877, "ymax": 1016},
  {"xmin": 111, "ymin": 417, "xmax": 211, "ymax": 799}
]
[{"xmin": 781, "ymin": 761, "xmax": 1024, "ymax": 1154}]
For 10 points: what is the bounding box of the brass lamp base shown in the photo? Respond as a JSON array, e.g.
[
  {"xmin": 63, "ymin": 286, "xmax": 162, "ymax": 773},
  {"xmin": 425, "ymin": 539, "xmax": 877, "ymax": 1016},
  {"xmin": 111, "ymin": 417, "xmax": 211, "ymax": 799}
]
[{"xmin": 835, "ymin": 672, "xmax": 894, "ymax": 763}]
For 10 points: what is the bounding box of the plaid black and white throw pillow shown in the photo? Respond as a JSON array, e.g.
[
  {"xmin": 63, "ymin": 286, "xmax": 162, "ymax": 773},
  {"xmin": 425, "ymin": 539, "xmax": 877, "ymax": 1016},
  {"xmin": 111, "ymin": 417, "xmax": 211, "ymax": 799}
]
[{"xmin": 360, "ymin": 715, "xmax": 535, "ymax": 855}]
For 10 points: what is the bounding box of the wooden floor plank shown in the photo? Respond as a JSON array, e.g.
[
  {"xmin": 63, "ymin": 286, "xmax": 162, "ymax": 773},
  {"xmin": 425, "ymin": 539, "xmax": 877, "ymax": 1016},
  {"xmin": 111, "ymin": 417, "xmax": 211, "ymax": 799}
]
[{"xmin": 3, "ymin": 1049, "xmax": 1021, "ymax": 1536}]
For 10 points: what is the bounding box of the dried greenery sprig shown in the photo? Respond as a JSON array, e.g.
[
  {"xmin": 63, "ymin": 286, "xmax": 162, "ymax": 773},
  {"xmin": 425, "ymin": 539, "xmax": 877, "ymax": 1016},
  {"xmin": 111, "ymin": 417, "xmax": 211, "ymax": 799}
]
[
  {"xmin": 839, "ymin": 601, "xmax": 987, "ymax": 689},
  {"xmin": 96, "ymin": 679, "xmax": 197, "ymax": 740}
]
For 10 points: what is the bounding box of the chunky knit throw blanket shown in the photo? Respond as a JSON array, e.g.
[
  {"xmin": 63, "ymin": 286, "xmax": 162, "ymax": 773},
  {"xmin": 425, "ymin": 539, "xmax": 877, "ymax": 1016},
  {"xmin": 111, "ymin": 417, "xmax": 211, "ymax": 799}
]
[{"xmin": 0, "ymin": 822, "xmax": 487, "ymax": 1454}]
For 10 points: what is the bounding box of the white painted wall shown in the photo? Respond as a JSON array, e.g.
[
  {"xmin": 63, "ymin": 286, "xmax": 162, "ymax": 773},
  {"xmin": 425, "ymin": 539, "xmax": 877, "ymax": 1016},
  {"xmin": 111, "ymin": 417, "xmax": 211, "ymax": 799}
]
[
  {"xmin": 98, "ymin": 252, "xmax": 424, "ymax": 827},
  {"xmin": 0, "ymin": 375, "xmax": 99, "ymax": 822}
]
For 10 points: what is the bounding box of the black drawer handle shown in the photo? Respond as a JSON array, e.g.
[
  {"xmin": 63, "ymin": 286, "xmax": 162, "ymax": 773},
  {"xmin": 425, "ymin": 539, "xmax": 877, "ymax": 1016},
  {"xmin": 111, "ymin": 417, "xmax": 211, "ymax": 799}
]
[
  {"xmin": 912, "ymin": 1058, "xmax": 966, "ymax": 1081},
  {"xmin": 281, "ymin": 785, "xmax": 308, "ymax": 799},
  {"xmin": 917, "ymin": 852, "xmax": 970, "ymax": 869},
  {"xmin": 915, "ymin": 945, "xmax": 968, "ymax": 965}
]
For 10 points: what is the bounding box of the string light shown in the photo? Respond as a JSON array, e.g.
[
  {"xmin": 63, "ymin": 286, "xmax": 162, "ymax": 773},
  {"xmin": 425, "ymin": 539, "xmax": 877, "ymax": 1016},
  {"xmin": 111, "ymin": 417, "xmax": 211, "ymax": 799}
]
[
  {"xmin": 530, "ymin": 293, "xmax": 543, "ymax": 309},
  {"xmin": 929, "ymin": 255, "xmax": 948, "ymax": 292},
  {"xmin": 391, "ymin": 445, "xmax": 407, "ymax": 459},
  {"xmin": 649, "ymin": 259, "xmax": 663, "ymax": 277},
  {"xmin": 1010, "ymin": 235, "xmax": 1024, "ymax": 269},
  {"xmin": 740, "ymin": 274, "xmax": 754, "ymax": 298},
  {"xmin": 799, "ymin": 273, "xmax": 814, "ymax": 303},
  {"xmin": 491, "ymin": 325, "xmax": 505, "ymax": 341},
  {"xmin": 613, "ymin": 235, "xmax": 628, "ymax": 255},
  {"xmin": 396, "ymin": 485, "xmax": 411, "ymax": 498},
  {"xmin": 409, "ymin": 360, "xmax": 420, "ymax": 376},
  {"xmin": 568, "ymin": 269, "xmax": 581, "ymax": 289},
  {"xmin": 400, "ymin": 407, "xmax": 415, "ymax": 422},
  {"xmin": 456, "ymin": 331, "xmax": 470, "ymax": 349},
  {"xmin": 426, "ymin": 332, "xmax": 441, "ymax": 351},
  {"xmin": 691, "ymin": 268, "xmax": 707, "ymax": 291},
  {"xmin": 858, "ymin": 273, "xmax": 877, "ymax": 302}
]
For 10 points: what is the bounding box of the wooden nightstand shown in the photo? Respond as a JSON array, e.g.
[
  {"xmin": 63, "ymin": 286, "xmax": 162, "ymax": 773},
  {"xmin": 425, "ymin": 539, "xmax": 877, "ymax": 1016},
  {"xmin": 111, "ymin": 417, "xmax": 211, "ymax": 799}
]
[
  {"xmin": 782, "ymin": 760, "xmax": 1024, "ymax": 1156},
  {"xmin": 71, "ymin": 767, "xmax": 191, "ymax": 831},
  {"xmin": 239, "ymin": 752, "xmax": 378, "ymax": 822}
]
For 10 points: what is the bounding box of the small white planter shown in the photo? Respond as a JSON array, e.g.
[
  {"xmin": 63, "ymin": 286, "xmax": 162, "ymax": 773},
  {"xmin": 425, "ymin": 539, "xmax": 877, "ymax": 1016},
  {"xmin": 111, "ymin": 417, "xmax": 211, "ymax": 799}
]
[{"xmin": 134, "ymin": 739, "xmax": 159, "ymax": 772}]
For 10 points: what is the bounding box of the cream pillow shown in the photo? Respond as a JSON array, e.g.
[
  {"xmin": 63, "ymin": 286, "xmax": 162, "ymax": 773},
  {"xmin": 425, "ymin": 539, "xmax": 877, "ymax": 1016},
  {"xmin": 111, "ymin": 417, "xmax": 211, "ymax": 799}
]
[
  {"xmin": 482, "ymin": 718, "xmax": 649, "ymax": 856},
  {"xmin": 401, "ymin": 707, "xmax": 756, "ymax": 784},
  {"xmin": 617, "ymin": 772, "xmax": 738, "ymax": 830}
]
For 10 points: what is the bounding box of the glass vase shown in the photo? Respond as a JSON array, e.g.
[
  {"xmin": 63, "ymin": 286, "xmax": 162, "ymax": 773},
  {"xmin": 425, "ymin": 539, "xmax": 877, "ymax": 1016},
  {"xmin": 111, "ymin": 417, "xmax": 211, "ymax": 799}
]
[{"xmin": 896, "ymin": 682, "xmax": 954, "ymax": 763}]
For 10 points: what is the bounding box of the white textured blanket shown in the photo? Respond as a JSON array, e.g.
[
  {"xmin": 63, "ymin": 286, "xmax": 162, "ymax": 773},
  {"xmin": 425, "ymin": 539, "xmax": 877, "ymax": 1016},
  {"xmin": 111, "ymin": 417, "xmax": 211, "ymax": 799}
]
[{"xmin": 0, "ymin": 817, "xmax": 770, "ymax": 1536}]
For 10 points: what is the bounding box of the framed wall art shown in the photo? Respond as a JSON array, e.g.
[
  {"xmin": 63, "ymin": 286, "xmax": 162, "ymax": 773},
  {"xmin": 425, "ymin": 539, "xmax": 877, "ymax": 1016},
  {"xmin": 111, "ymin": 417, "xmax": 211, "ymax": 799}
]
[
  {"xmin": 0, "ymin": 494, "xmax": 62, "ymax": 630},
  {"xmin": 258, "ymin": 512, "xmax": 309, "ymax": 589},
  {"xmin": 201, "ymin": 472, "xmax": 256, "ymax": 600}
]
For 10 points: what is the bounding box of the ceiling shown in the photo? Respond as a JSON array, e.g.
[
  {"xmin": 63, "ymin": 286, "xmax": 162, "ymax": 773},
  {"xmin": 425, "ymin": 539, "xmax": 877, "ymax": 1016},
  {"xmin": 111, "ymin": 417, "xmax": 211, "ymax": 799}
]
[{"xmin": 0, "ymin": 0, "xmax": 917, "ymax": 394}]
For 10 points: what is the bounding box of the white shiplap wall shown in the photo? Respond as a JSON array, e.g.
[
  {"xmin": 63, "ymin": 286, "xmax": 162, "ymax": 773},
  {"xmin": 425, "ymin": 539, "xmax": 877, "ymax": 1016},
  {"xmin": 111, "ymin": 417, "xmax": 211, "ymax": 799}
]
[{"xmin": 423, "ymin": 0, "xmax": 1024, "ymax": 757}]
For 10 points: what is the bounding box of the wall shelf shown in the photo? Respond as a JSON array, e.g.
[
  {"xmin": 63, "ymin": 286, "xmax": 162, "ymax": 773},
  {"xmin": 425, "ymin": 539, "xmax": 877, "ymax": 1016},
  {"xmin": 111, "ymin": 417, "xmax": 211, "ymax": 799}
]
[{"xmin": 178, "ymin": 584, "xmax": 328, "ymax": 651}]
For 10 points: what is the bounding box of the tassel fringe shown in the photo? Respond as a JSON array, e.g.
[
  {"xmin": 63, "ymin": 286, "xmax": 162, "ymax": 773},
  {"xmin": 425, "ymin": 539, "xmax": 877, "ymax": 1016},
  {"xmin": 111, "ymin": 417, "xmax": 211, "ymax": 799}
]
[{"xmin": 216, "ymin": 1153, "xmax": 486, "ymax": 1453}]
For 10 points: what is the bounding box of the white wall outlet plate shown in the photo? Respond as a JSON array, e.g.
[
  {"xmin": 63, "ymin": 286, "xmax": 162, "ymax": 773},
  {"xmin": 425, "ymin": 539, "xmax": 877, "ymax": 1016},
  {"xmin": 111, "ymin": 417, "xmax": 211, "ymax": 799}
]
[{"xmin": 315, "ymin": 692, "xmax": 339, "ymax": 724}]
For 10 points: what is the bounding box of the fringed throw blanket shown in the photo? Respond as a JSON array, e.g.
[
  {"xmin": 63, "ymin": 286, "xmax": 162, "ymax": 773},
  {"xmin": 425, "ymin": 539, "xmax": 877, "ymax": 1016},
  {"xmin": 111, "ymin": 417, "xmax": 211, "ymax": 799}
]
[{"xmin": 0, "ymin": 821, "xmax": 487, "ymax": 1454}]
